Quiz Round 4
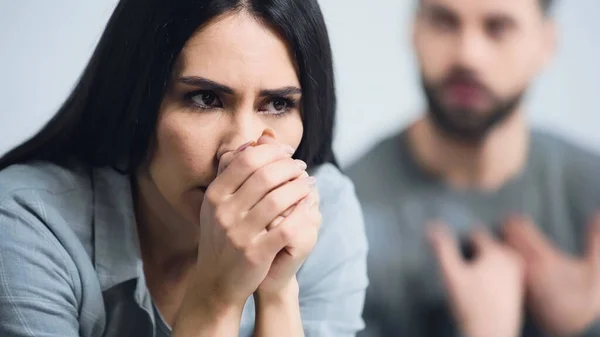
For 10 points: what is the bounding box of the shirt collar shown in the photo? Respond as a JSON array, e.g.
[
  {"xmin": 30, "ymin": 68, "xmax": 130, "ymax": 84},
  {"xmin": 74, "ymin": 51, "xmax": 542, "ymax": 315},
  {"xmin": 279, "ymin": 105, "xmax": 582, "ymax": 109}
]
[{"xmin": 92, "ymin": 166, "xmax": 144, "ymax": 291}]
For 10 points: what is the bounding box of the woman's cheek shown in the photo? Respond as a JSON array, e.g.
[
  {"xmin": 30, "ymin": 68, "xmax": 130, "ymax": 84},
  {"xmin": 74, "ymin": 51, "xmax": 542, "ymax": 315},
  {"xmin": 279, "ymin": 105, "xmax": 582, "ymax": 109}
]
[{"xmin": 268, "ymin": 114, "xmax": 303, "ymax": 150}]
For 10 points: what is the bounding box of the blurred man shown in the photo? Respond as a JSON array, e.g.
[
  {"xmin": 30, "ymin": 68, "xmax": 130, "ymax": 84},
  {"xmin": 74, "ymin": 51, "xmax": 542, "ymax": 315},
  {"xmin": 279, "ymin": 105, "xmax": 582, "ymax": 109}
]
[{"xmin": 348, "ymin": 0, "xmax": 600, "ymax": 336}]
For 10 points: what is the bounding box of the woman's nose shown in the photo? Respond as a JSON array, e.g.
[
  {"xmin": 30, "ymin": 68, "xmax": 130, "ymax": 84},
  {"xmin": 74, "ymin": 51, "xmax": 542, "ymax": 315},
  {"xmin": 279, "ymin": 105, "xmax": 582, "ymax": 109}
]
[{"xmin": 215, "ymin": 112, "xmax": 267, "ymax": 163}]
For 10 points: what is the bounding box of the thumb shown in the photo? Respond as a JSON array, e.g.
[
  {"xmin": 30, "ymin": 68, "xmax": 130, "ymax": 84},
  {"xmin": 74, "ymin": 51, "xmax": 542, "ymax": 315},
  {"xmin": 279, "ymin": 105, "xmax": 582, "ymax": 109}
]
[
  {"xmin": 217, "ymin": 140, "xmax": 256, "ymax": 175},
  {"xmin": 503, "ymin": 215, "xmax": 555, "ymax": 263},
  {"xmin": 427, "ymin": 222, "xmax": 465, "ymax": 286},
  {"xmin": 585, "ymin": 213, "xmax": 600, "ymax": 269}
]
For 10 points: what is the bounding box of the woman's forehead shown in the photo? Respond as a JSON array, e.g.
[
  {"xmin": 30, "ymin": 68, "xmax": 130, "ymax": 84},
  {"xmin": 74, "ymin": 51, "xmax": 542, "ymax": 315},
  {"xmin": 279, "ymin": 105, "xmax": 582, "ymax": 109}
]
[{"xmin": 177, "ymin": 12, "xmax": 300, "ymax": 89}]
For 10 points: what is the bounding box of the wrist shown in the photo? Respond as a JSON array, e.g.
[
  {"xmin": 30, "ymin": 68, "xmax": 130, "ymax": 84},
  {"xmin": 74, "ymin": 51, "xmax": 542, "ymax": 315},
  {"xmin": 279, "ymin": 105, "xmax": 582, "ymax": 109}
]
[
  {"xmin": 172, "ymin": 296, "xmax": 243, "ymax": 337},
  {"xmin": 255, "ymin": 278, "xmax": 300, "ymax": 307},
  {"xmin": 253, "ymin": 278, "xmax": 303, "ymax": 337},
  {"xmin": 173, "ymin": 286, "xmax": 245, "ymax": 336}
]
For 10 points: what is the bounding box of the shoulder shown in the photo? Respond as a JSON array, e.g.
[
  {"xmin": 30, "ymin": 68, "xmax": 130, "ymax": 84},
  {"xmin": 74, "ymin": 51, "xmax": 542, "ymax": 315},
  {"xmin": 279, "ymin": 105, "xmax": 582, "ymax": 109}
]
[
  {"xmin": 0, "ymin": 162, "xmax": 105, "ymax": 335},
  {"xmin": 531, "ymin": 130, "xmax": 600, "ymax": 218},
  {"xmin": 531, "ymin": 130, "xmax": 600, "ymax": 181},
  {"xmin": 311, "ymin": 162, "xmax": 356, "ymax": 204},
  {"xmin": 0, "ymin": 161, "xmax": 93, "ymax": 227},
  {"xmin": 0, "ymin": 160, "xmax": 91, "ymax": 205},
  {"xmin": 0, "ymin": 161, "xmax": 90, "ymax": 283},
  {"xmin": 0, "ymin": 160, "xmax": 95, "ymax": 261},
  {"xmin": 310, "ymin": 163, "xmax": 364, "ymax": 233}
]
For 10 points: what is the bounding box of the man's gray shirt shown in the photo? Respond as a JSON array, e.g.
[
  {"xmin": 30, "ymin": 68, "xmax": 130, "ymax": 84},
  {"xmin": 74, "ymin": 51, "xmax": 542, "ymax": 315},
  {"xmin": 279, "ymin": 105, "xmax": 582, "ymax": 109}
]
[{"xmin": 348, "ymin": 130, "xmax": 600, "ymax": 337}]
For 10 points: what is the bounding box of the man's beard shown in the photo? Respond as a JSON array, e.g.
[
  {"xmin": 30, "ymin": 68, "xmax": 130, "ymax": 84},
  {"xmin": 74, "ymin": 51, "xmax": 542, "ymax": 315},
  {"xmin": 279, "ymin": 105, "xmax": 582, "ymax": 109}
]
[{"xmin": 422, "ymin": 68, "xmax": 525, "ymax": 144}]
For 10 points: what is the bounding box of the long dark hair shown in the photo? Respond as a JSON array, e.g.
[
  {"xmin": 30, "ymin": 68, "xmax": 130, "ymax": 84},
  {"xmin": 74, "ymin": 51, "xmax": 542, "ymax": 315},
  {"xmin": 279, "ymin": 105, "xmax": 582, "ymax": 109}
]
[{"xmin": 0, "ymin": 0, "xmax": 337, "ymax": 173}]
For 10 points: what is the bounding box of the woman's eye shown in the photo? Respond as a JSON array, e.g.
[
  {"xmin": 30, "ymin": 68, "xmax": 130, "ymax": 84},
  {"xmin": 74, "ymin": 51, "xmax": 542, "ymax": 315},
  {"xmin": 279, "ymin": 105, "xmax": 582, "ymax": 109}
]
[
  {"xmin": 261, "ymin": 97, "xmax": 295, "ymax": 115},
  {"xmin": 272, "ymin": 99, "xmax": 288, "ymax": 112},
  {"xmin": 189, "ymin": 91, "xmax": 222, "ymax": 109}
]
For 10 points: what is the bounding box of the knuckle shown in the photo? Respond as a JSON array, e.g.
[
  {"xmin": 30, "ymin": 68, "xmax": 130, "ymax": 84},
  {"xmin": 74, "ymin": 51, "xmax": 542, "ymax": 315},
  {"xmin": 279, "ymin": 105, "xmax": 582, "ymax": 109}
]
[
  {"xmin": 265, "ymin": 194, "xmax": 284, "ymax": 211},
  {"xmin": 239, "ymin": 148, "xmax": 258, "ymax": 171},
  {"xmin": 300, "ymin": 183, "xmax": 312, "ymax": 195},
  {"xmin": 278, "ymin": 226, "xmax": 296, "ymax": 243},
  {"xmin": 288, "ymin": 158, "xmax": 304, "ymax": 173},
  {"xmin": 237, "ymin": 151, "xmax": 258, "ymax": 171},
  {"xmin": 244, "ymin": 250, "xmax": 263, "ymax": 266},
  {"xmin": 257, "ymin": 167, "xmax": 277, "ymax": 187},
  {"xmin": 228, "ymin": 233, "xmax": 247, "ymax": 252},
  {"xmin": 214, "ymin": 208, "xmax": 232, "ymax": 228},
  {"xmin": 204, "ymin": 186, "xmax": 221, "ymax": 205}
]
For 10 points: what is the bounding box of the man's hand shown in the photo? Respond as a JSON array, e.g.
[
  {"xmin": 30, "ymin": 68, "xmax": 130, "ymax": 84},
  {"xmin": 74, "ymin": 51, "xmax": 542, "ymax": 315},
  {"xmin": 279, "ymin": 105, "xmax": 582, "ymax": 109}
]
[
  {"xmin": 503, "ymin": 215, "xmax": 600, "ymax": 337},
  {"xmin": 428, "ymin": 223, "xmax": 525, "ymax": 337}
]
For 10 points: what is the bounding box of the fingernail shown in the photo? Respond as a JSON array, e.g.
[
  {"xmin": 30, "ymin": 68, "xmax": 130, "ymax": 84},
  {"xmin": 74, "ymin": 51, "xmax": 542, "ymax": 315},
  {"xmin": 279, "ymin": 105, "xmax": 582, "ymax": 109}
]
[
  {"xmin": 295, "ymin": 160, "xmax": 307, "ymax": 170},
  {"xmin": 283, "ymin": 144, "xmax": 295, "ymax": 155},
  {"xmin": 300, "ymin": 171, "xmax": 309, "ymax": 178},
  {"xmin": 235, "ymin": 141, "xmax": 255, "ymax": 154},
  {"xmin": 304, "ymin": 177, "xmax": 317, "ymax": 186}
]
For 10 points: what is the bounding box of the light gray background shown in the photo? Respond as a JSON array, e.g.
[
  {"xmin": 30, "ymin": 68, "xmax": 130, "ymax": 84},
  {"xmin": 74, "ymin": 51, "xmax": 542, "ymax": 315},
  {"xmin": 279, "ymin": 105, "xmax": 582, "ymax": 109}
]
[{"xmin": 1, "ymin": 0, "xmax": 598, "ymax": 167}]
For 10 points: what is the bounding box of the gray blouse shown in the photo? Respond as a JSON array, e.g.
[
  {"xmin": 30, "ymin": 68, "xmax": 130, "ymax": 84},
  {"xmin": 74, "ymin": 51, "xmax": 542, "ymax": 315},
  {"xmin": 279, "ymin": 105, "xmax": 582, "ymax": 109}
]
[{"xmin": 0, "ymin": 161, "xmax": 368, "ymax": 337}]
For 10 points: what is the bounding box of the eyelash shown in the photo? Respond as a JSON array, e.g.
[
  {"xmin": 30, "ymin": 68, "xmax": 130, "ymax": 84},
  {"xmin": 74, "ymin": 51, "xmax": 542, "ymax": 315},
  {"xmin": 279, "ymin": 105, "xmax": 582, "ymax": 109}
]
[
  {"xmin": 184, "ymin": 91, "xmax": 298, "ymax": 117},
  {"xmin": 262, "ymin": 97, "xmax": 298, "ymax": 117}
]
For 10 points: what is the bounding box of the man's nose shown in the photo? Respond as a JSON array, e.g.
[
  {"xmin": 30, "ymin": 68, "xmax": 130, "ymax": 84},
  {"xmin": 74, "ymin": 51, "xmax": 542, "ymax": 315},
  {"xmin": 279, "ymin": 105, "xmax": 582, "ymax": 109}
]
[{"xmin": 455, "ymin": 29, "xmax": 489, "ymax": 71}]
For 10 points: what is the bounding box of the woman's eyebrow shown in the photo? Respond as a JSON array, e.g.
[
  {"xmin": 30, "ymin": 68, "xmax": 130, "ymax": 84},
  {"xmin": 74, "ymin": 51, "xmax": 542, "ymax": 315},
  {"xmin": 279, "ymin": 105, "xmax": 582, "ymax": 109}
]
[
  {"xmin": 178, "ymin": 77, "xmax": 301, "ymax": 97},
  {"xmin": 178, "ymin": 76, "xmax": 235, "ymax": 95},
  {"xmin": 259, "ymin": 86, "xmax": 302, "ymax": 97}
]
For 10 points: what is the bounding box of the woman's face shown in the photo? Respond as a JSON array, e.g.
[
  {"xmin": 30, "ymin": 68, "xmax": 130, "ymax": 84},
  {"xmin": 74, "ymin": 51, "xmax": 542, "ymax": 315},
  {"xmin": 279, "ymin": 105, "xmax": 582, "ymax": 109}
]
[{"xmin": 145, "ymin": 12, "xmax": 304, "ymax": 225}]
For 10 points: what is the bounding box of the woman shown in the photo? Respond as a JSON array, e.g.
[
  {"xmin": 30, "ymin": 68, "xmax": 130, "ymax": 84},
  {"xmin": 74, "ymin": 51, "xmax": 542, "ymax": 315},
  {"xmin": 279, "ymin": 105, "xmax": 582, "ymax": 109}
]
[{"xmin": 0, "ymin": 0, "xmax": 367, "ymax": 336}]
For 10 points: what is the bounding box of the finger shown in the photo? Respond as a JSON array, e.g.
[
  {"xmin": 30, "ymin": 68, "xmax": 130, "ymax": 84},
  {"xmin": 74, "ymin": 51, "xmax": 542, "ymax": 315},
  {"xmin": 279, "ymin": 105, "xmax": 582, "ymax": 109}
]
[
  {"xmin": 585, "ymin": 213, "xmax": 600, "ymax": 268},
  {"xmin": 468, "ymin": 226, "xmax": 499, "ymax": 258},
  {"xmin": 230, "ymin": 157, "xmax": 307, "ymax": 211},
  {"xmin": 309, "ymin": 188, "xmax": 320, "ymax": 209},
  {"xmin": 427, "ymin": 222, "xmax": 465, "ymax": 285},
  {"xmin": 281, "ymin": 206, "xmax": 294, "ymax": 218},
  {"xmin": 266, "ymin": 189, "xmax": 319, "ymax": 231},
  {"xmin": 243, "ymin": 175, "xmax": 316, "ymax": 235},
  {"xmin": 257, "ymin": 198, "xmax": 319, "ymax": 257},
  {"xmin": 208, "ymin": 143, "xmax": 295, "ymax": 198},
  {"xmin": 299, "ymin": 190, "xmax": 321, "ymax": 227},
  {"xmin": 217, "ymin": 140, "xmax": 257, "ymax": 175},
  {"xmin": 503, "ymin": 215, "xmax": 555, "ymax": 263},
  {"xmin": 267, "ymin": 216, "xmax": 286, "ymax": 230},
  {"xmin": 256, "ymin": 128, "xmax": 298, "ymax": 161}
]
